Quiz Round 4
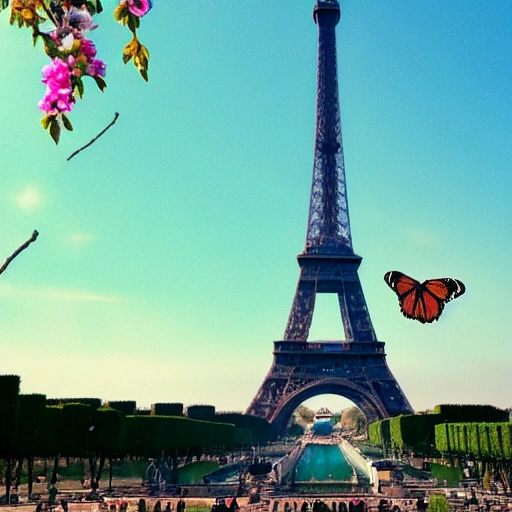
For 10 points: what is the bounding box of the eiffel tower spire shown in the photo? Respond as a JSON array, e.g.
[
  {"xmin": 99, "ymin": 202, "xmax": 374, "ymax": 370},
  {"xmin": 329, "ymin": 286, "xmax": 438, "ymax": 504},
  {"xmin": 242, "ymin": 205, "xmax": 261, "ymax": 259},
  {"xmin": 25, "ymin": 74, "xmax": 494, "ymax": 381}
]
[{"xmin": 306, "ymin": 0, "xmax": 351, "ymax": 256}]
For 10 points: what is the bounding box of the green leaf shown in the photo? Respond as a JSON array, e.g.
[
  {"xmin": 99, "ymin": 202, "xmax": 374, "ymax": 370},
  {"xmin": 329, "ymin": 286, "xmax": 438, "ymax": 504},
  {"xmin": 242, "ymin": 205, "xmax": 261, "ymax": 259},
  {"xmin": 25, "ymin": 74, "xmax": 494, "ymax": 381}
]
[
  {"xmin": 40, "ymin": 33, "xmax": 60, "ymax": 57},
  {"xmin": 49, "ymin": 119, "xmax": 61, "ymax": 145},
  {"xmin": 61, "ymin": 114, "xmax": 73, "ymax": 132},
  {"xmin": 139, "ymin": 68, "xmax": 148, "ymax": 82},
  {"xmin": 91, "ymin": 75, "xmax": 107, "ymax": 92},
  {"xmin": 127, "ymin": 14, "xmax": 140, "ymax": 33},
  {"xmin": 74, "ymin": 78, "xmax": 84, "ymax": 99},
  {"xmin": 0, "ymin": 0, "xmax": 10, "ymax": 13},
  {"xmin": 41, "ymin": 115, "xmax": 53, "ymax": 130}
]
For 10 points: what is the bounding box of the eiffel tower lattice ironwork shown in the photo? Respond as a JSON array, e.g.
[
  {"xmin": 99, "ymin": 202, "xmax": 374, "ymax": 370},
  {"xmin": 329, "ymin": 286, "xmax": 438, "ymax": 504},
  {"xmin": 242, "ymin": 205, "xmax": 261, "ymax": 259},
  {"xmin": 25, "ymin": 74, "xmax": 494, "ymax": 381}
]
[{"xmin": 247, "ymin": 0, "xmax": 413, "ymax": 434}]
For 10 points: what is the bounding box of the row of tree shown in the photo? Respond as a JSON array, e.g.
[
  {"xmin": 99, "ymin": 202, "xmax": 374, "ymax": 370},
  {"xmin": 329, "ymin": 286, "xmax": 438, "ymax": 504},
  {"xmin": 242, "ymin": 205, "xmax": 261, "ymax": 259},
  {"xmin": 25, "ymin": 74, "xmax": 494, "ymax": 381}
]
[
  {"xmin": 0, "ymin": 374, "xmax": 273, "ymax": 502},
  {"xmin": 435, "ymin": 421, "xmax": 512, "ymax": 460},
  {"xmin": 367, "ymin": 404, "xmax": 512, "ymax": 490},
  {"xmin": 368, "ymin": 404, "xmax": 509, "ymax": 457}
]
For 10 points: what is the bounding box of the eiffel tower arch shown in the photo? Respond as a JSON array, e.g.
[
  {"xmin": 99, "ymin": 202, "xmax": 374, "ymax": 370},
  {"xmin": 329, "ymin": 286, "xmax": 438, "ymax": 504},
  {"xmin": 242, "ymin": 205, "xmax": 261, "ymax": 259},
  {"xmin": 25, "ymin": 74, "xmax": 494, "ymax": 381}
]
[{"xmin": 247, "ymin": 1, "xmax": 413, "ymax": 435}]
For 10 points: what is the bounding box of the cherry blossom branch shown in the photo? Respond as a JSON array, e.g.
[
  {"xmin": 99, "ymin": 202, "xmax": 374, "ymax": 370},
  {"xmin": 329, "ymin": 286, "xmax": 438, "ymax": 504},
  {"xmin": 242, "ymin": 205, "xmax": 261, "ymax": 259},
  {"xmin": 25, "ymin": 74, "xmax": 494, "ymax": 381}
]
[
  {"xmin": 0, "ymin": 230, "xmax": 39, "ymax": 277},
  {"xmin": 67, "ymin": 112, "xmax": 120, "ymax": 161}
]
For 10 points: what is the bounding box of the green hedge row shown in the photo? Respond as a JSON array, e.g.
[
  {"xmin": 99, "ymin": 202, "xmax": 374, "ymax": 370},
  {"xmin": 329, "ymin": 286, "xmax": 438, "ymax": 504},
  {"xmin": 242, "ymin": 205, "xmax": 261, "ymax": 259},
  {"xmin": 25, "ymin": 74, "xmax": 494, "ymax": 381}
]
[
  {"xmin": 367, "ymin": 404, "xmax": 510, "ymax": 457},
  {"xmin": 0, "ymin": 377, "xmax": 273, "ymax": 461},
  {"xmin": 368, "ymin": 421, "xmax": 381, "ymax": 445},
  {"xmin": 435, "ymin": 422, "xmax": 512, "ymax": 460},
  {"xmin": 368, "ymin": 418, "xmax": 391, "ymax": 448},
  {"xmin": 124, "ymin": 415, "xmax": 234, "ymax": 456},
  {"xmin": 390, "ymin": 414, "xmax": 442, "ymax": 453}
]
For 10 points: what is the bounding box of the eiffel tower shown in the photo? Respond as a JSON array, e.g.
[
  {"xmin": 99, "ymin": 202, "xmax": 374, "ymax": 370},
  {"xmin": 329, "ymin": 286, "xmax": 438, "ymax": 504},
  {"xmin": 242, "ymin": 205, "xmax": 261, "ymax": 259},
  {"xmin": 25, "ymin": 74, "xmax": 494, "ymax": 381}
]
[{"xmin": 247, "ymin": 0, "xmax": 413, "ymax": 435}]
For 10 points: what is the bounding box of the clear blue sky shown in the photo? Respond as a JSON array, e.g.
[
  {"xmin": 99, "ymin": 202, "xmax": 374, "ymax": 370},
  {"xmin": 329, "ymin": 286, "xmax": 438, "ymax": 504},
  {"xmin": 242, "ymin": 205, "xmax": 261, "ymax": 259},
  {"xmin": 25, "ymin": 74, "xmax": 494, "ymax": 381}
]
[{"xmin": 0, "ymin": 1, "xmax": 511, "ymax": 415}]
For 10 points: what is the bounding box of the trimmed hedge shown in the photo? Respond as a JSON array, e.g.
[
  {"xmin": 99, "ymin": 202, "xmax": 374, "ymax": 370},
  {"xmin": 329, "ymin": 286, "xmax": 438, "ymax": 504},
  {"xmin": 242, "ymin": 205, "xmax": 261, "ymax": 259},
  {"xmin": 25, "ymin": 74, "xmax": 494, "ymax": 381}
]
[
  {"xmin": 368, "ymin": 404, "xmax": 510, "ymax": 457},
  {"xmin": 435, "ymin": 422, "xmax": 512, "ymax": 460},
  {"xmin": 432, "ymin": 404, "xmax": 508, "ymax": 423},
  {"xmin": 234, "ymin": 427, "xmax": 253, "ymax": 447},
  {"xmin": 38, "ymin": 406, "xmax": 63, "ymax": 457},
  {"xmin": 60, "ymin": 403, "xmax": 94, "ymax": 457},
  {"xmin": 368, "ymin": 418, "xmax": 391, "ymax": 448},
  {"xmin": 0, "ymin": 375, "xmax": 261, "ymax": 460},
  {"xmin": 107, "ymin": 400, "xmax": 137, "ymax": 415},
  {"xmin": 46, "ymin": 397, "xmax": 102, "ymax": 408},
  {"xmin": 187, "ymin": 405, "xmax": 216, "ymax": 421},
  {"xmin": 390, "ymin": 414, "xmax": 443, "ymax": 453},
  {"xmin": 368, "ymin": 421, "xmax": 381, "ymax": 445},
  {"xmin": 151, "ymin": 403, "xmax": 183, "ymax": 416},
  {"xmin": 16, "ymin": 394, "xmax": 47, "ymax": 456},
  {"xmin": 213, "ymin": 413, "xmax": 274, "ymax": 443},
  {"xmin": 93, "ymin": 407, "xmax": 124, "ymax": 454},
  {"xmin": 124, "ymin": 415, "xmax": 234, "ymax": 456},
  {"xmin": 0, "ymin": 375, "xmax": 21, "ymax": 458}
]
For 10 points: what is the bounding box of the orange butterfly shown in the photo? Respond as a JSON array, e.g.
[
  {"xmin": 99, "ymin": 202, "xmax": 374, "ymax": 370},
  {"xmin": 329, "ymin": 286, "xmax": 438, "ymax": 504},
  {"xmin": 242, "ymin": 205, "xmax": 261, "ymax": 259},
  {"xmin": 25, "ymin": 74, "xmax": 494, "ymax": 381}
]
[{"xmin": 384, "ymin": 271, "xmax": 465, "ymax": 323}]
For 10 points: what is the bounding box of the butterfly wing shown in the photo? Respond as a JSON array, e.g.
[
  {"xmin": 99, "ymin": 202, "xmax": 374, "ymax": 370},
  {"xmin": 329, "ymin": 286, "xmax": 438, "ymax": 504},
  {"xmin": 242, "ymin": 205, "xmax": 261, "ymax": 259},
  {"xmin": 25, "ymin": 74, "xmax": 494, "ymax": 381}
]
[
  {"xmin": 415, "ymin": 278, "xmax": 466, "ymax": 322},
  {"xmin": 384, "ymin": 271, "xmax": 418, "ymax": 296},
  {"xmin": 423, "ymin": 278, "xmax": 466, "ymax": 302},
  {"xmin": 408, "ymin": 285, "xmax": 444, "ymax": 323},
  {"xmin": 384, "ymin": 271, "xmax": 427, "ymax": 321}
]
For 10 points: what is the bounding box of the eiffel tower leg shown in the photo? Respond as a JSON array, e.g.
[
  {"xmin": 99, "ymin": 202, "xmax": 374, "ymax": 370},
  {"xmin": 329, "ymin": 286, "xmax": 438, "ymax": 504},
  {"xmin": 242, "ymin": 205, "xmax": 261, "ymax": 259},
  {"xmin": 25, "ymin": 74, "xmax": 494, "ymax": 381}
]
[
  {"xmin": 284, "ymin": 279, "xmax": 316, "ymax": 341},
  {"xmin": 337, "ymin": 277, "xmax": 377, "ymax": 342},
  {"xmin": 246, "ymin": 366, "xmax": 285, "ymax": 420}
]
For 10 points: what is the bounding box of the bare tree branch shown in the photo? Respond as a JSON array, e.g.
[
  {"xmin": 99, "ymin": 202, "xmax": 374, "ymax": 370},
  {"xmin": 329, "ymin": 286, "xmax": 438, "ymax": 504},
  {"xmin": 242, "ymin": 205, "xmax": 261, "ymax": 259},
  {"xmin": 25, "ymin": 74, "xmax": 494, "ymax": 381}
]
[
  {"xmin": 67, "ymin": 112, "xmax": 120, "ymax": 161},
  {"xmin": 0, "ymin": 230, "xmax": 39, "ymax": 276}
]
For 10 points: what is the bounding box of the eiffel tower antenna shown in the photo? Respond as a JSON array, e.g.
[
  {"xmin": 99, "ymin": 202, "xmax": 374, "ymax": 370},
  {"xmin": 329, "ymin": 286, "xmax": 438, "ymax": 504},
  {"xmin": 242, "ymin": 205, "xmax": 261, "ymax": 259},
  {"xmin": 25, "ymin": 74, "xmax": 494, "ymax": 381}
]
[{"xmin": 307, "ymin": 0, "xmax": 351, "ymax": 256}]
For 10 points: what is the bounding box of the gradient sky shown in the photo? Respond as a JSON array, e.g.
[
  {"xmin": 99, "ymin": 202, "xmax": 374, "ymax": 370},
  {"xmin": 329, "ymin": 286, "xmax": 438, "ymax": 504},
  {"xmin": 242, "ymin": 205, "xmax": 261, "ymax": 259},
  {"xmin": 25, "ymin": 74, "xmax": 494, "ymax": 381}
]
[{"xmin": 0, "ymin": 1, "xmax": 511, "ymax": 416}]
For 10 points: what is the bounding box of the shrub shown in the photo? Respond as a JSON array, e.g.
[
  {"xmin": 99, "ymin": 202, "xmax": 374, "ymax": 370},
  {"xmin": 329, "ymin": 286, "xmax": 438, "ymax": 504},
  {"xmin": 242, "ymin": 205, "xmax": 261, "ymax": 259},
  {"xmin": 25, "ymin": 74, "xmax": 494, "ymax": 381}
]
[{"xmin": 427, "ymin": 494, "xmax": 450, "ymax": 512}]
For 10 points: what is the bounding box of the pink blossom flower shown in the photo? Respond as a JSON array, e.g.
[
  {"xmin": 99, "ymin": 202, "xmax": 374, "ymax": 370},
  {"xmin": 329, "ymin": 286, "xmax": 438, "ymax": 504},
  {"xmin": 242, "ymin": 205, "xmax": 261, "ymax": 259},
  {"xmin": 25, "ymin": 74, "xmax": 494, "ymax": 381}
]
[
  {"xmin": 41, "ymin": 57, "xmax": 71, "ymax": 89},
  {"xmin": 38, "ymin": 58, "xmax": 74, "ymax": 115},
  {"xmin": 77, "ymin": 38, "xmax": 106, "ymax": 77},
  {"xmin": 80, "ymin": 38, "xmax": 97, "ymax": 59},
  {"xmin": 87, "ymin": 58, "xmax": 106, "ymax": 77},
  {"xmin": 127, "ymin": 0, "xmax": 152, "ymax": 18}
]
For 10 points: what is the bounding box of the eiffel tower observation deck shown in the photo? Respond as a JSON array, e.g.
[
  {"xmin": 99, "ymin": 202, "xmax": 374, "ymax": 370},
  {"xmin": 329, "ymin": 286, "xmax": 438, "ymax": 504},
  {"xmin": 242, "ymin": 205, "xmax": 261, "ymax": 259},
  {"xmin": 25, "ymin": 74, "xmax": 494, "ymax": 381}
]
[{"xmin": 247, "ymin": 1, "xmax": 413, "ymax": 434}]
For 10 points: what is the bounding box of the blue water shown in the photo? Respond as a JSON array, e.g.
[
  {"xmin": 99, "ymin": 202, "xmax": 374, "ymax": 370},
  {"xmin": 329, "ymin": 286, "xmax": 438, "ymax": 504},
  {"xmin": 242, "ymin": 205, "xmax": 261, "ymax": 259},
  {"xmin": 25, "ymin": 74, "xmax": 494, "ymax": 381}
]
[{"xmin": 295, "ymin": 444, "xmax": 354, "ymax": 482}]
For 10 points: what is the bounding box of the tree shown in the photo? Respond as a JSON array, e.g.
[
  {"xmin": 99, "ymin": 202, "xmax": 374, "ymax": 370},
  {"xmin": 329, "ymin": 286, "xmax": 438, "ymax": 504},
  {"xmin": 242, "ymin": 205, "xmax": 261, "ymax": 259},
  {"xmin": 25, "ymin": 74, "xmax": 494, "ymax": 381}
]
[
  {"xmin": 38, "ymin": 406, "xmax": 63, "ymax": 487},
  {"xmin": 14, "ymin": 394, "xmax": 47, "ymax": 498},
  {"xmin": 341, "ymin": 407, "xmax": 367, "ymax": 434},
  {"xmin": 90, "ymin": 407, "xmax": 125, "ymax": 490},
  {"xmin": 0, "ymin": 375, "xmax": 20, "ymax": 503}
]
